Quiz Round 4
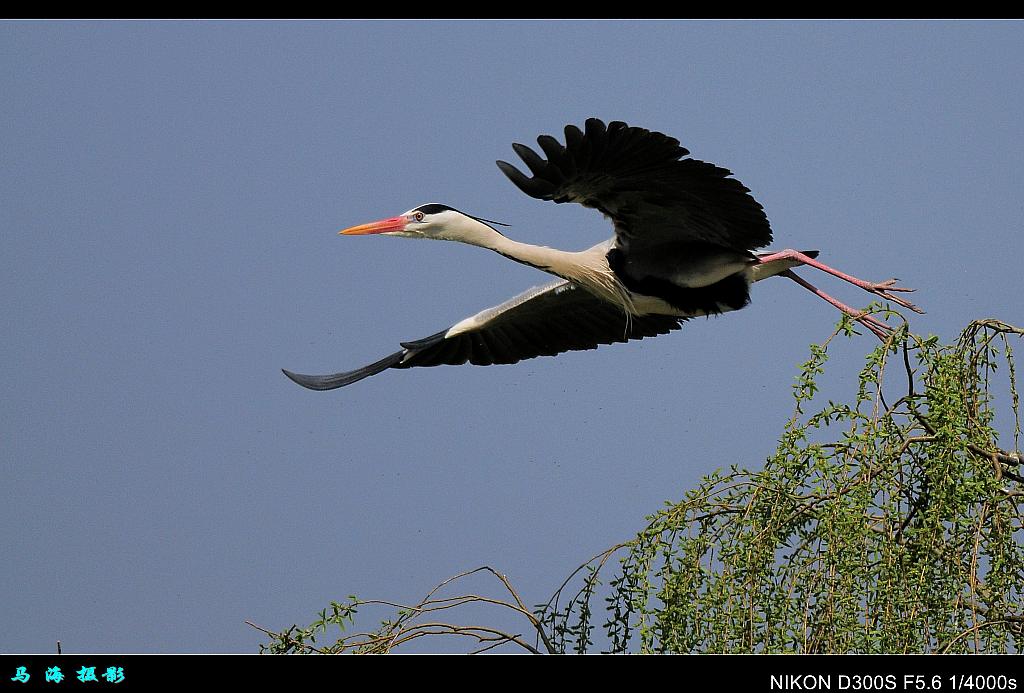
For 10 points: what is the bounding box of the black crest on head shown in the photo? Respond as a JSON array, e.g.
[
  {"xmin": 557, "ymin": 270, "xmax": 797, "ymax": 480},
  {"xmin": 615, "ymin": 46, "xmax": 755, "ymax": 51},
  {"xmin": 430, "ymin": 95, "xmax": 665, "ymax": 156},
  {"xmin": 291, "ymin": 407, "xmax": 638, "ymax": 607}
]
[
  {"xmin": 412, "ymin": 203, "xmax": 457, "ymax": 215},
  {"xmin": 412, "ymin": 203, "xmax": 509, "ymax": 228}
]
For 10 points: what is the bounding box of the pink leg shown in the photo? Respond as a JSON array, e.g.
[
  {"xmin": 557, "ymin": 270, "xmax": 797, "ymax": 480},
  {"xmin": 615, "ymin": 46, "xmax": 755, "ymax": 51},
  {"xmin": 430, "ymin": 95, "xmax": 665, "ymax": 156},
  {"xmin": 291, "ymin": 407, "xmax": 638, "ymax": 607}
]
[
  {"xmin": 757, "ymin": 250, "xmax": 924, "ymax": 314},
  {"xmin": 781, "ymin": 270, "xmax": 895, "ymax": 341}
]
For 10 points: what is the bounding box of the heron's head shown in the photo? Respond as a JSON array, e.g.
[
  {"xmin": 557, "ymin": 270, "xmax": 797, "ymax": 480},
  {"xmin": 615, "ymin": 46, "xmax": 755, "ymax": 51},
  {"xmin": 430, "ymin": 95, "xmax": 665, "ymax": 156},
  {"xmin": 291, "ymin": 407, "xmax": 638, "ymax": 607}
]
[{"xmin": 338, "ymin": 203, "xmax": 504, "ymax": 242}]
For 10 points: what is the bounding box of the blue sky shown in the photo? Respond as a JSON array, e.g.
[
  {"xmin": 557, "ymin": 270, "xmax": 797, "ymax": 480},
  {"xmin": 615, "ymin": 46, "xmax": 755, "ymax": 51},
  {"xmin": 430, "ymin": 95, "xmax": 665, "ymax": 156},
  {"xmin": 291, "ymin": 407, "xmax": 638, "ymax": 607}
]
[{"xmin": 2, "ymin": 21, "xmax": 1021, "ymax": 653}]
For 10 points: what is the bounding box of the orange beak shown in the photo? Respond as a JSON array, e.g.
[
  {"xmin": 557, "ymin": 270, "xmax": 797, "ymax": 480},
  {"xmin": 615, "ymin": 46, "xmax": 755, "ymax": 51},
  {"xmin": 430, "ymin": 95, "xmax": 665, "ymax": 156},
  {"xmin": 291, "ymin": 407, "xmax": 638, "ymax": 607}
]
[{"xmin": 338, "ymin": 216, "xmax": 408, "ymax": 235}]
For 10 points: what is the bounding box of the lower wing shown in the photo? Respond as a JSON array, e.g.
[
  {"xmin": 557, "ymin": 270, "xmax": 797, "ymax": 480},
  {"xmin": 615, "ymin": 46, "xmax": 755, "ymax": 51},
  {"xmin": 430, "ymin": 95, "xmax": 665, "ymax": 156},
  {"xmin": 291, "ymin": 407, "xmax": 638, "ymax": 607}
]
[{"xmin": 283, "ymin": 280, "xmax": 687, "ymax": 391}]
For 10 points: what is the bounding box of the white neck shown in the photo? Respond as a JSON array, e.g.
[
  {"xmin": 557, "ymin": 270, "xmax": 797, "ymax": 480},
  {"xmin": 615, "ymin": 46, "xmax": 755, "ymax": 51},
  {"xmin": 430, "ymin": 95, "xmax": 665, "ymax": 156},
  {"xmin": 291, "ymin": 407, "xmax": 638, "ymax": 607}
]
[
  {"xmin": 445, "ymin": 216, "xmax": 584, "ymax": 281},
  {"xmin": 442, "ymin": 215, "xmax": 635, "ymax": 312}
]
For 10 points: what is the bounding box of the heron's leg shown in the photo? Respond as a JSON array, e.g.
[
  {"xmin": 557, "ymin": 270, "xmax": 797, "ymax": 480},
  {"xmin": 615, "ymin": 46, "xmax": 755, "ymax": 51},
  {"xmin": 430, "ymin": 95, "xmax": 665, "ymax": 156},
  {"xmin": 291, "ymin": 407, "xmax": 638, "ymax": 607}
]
[
  {"xmin": 756, "ymin": 249, "xmax": 923, "ymax": 314},
  {"xmin": 780, "ymin": 270, "xmax": 894, "ymax": 340}
]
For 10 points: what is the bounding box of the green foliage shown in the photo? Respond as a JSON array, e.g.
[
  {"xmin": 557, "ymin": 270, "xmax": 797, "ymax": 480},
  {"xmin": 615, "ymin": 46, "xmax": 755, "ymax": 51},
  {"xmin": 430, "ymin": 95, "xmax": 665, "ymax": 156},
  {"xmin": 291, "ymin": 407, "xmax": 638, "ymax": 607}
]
[{"xmin": 255, "ymin": 316, "xmax": 1023, "ymax": 653}]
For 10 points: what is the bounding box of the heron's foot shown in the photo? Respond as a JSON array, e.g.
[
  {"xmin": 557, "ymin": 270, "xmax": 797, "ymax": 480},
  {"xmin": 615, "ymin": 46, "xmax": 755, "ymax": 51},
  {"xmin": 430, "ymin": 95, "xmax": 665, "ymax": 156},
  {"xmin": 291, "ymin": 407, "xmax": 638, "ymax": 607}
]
[
  {"xmin": 861, "ymin": 279, "xmax": 924, "ymax": 314},
  {"xmin": 852, "ymin": 310, "xmax": 896, "ymax": 341},
  {"xmin": 872, "ymin": 278, "xmax": 912, "ymax": 291}
]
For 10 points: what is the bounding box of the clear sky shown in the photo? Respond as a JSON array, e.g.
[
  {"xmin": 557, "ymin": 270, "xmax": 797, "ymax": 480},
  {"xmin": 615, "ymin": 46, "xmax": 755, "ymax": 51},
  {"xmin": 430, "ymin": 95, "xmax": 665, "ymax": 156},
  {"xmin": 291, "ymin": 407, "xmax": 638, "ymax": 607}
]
[{"xmin": 2, "ymin": 21, "xmax": 1022, "ymax": 653}]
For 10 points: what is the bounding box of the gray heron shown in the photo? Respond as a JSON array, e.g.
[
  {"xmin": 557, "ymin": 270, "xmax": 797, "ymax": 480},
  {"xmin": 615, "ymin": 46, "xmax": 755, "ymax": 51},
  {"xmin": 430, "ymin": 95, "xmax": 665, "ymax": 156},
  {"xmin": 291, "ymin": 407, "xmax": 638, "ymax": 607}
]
[{"xmin": 284, "ymin": 118, "xmax": 920, "ymax": 391}]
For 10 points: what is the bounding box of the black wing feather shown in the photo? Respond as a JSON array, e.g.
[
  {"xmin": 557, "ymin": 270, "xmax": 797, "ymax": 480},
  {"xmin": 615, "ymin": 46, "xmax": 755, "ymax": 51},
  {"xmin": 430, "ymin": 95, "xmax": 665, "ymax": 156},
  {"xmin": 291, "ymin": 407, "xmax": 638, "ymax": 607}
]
[
  {"xmin": 283, "ymin": 281, "xmax": 687, "ymax": 391},
  {"xmin": 496, "ymin": 118, "xmax": 772, "ymax": 253},
  {"xmin": 282, "ymin": 351, "xmax": 406, "ymax": 391}
]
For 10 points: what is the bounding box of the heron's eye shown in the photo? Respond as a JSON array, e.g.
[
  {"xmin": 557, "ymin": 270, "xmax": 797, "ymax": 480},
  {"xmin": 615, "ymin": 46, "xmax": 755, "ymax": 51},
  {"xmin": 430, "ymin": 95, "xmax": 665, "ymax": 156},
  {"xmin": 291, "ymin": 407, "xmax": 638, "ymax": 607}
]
[{"xmin": 413, "ymin": 211, "xmax": 425, "ymax": 222}]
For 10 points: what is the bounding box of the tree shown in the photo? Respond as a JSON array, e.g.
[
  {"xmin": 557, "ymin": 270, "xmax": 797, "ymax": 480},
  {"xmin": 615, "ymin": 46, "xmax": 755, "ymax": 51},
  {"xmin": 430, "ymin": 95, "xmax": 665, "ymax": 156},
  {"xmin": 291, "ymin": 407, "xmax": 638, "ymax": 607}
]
[{"xmin": 251, "ymin": 314, "xmax": 1023, "ymax": 653}]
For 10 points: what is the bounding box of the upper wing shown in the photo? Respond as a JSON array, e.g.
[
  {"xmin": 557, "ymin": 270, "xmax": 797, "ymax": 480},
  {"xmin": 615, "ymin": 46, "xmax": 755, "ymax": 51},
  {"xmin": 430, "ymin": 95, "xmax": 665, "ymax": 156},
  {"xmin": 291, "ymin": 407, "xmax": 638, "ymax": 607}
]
[
  {"xmin": 283, "ymin": 280, "xmax": 687, "ymax": 391},
  {"xmin": 496, "ymin": 118, "xmax": 773, "ymax": 255}
]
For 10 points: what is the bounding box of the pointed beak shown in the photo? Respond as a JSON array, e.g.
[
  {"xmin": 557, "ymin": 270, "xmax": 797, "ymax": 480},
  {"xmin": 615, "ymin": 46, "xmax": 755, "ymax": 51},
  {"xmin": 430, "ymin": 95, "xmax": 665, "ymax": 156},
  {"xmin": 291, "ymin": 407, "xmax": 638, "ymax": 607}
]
[{"xmin": 338, "ymin": 216, "xmax": 408, "ymax": 236}]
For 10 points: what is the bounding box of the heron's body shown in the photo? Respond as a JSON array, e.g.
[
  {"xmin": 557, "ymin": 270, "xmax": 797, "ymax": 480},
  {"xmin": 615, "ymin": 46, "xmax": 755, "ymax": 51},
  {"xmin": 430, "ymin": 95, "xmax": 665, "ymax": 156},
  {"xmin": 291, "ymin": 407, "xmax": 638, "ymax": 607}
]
[{"xmin": 284, "ymin": 119, "xmax": 919, "ymax": 391}]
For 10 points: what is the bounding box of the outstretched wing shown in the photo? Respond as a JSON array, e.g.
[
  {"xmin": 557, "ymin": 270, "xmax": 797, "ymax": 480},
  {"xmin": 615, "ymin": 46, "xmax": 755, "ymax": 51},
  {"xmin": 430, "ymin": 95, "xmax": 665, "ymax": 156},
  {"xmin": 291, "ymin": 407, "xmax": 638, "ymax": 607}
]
[
  {"xmin": 283, "ymin": 280, "xmax": 687, "ymax": 391},
  {"xmin": 496, "ymin": 118, "xmax": 772, "ymax": 255}
]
